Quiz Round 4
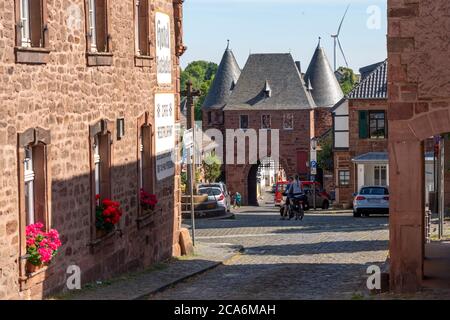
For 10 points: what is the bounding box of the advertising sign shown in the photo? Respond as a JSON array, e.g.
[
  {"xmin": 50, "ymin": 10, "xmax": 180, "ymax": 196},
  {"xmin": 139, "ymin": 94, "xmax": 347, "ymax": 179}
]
[
  {"xmin": 155, "ymin": 93, "xmax": 175, "ymax": 181},
  {"xmin": 155, "ymin": 12, "xmax": 172, "ymax": 85}
]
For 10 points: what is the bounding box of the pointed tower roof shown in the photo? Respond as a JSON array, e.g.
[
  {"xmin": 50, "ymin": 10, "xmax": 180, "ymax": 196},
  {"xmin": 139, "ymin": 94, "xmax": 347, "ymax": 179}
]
[
  {"xmin": 202, "ymin": 43, "xmax": 241, "ymax": 110},
  {"xmin": 304, "ymin": 42, "xmax": 344, "ymax": 108}
]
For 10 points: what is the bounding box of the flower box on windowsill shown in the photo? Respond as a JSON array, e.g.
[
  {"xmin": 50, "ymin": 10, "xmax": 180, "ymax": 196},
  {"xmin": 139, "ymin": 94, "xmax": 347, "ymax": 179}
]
[
  {"xmin": 25, "ymin": 261, "xmax": 47, "ymax": 275},
  {"xmin": 86, "ymin": 52, "xmax": 113, "ymax": 67},
  {"xmin": 15, "ymin": 46, "xmax": 51, "ymax": 65},
  {"xmin": 136, "ymin": 206, "xmax": 159, "ymax": 230}
]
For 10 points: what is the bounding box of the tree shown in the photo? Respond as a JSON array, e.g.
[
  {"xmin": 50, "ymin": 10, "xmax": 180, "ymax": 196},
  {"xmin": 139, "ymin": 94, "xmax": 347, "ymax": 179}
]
[
  {"xmin": 337, "ymin": 67, "xmax": 357, "ymax": 95},
  {"xmin": 203, "ymin": 154, "xmax": 222, "ymax": 183},
  {"xmin": 181, "ymin": 61, "xmax": 218, "ymax": 120},
  {"xmin": 317, "ymin": 132, "xmax": 333, "ymax": 172}
]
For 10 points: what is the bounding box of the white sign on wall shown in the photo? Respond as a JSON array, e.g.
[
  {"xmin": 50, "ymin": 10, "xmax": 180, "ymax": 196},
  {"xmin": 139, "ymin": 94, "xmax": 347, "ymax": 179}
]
[
  {"xmin": 155, "ymin": 93, "xmax": 175, "ymax": 181},
  {"xmin": 155, "ymin": 12, "xmax": 172, "ymax": 85}
]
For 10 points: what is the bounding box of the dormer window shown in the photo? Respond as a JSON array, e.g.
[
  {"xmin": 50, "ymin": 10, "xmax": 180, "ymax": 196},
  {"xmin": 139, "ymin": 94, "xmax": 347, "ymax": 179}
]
[{"xmin": 264, "ymin": 80, "xmax": 272, "ymax": 98}]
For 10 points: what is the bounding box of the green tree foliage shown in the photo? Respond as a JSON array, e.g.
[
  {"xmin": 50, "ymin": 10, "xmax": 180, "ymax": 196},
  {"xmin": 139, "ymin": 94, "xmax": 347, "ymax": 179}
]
[
  {"xmin": 181, "ymin": 61, "xmax": 218, "ymax": 120},
  {"xmin": 337, "ymin": 67, "xmax": 357, "ymax": 95},
  {"xmin": 203, "ymin": 155, "xmax": 222, "ymax": 183},
  {"xmin": 317, "ymin": 132, "xmax": 333, "ymax": 172}
]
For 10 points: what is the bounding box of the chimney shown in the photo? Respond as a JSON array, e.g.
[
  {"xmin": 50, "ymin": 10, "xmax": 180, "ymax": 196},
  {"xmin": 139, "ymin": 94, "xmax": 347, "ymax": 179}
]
[{"xmin": 295, "ymin": 61, "xmax": 302, "ymax": 73}]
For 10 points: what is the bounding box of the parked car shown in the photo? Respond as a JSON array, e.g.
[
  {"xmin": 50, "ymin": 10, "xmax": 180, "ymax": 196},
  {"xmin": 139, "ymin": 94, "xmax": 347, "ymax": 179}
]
[
  {"xmin": 353, "ymin": 186, "xmax": 389, "ymax": 217},
  {"xmin": 198, "ymin": 187, "xmax": 229, "ymax": 213},
  {"xmin": 198, "ymin": 182, "xmax": 231, "ymax": 212}
]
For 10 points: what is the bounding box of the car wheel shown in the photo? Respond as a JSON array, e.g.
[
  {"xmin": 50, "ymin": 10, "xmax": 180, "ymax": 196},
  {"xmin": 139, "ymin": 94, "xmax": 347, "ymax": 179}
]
[
  {"xmin": 322, "ymin": 200, "xmax": 329, "ymax": 210},
  {"xmin": 353, "ymin": 210, "xmax": 361, "ymax": 218}
]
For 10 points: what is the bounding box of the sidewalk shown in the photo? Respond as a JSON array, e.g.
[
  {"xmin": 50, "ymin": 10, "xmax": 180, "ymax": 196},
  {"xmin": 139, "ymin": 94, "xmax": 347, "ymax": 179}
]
[{"xmin": 53, "ymin": 242, "xmax": 242, "ymax": 300}]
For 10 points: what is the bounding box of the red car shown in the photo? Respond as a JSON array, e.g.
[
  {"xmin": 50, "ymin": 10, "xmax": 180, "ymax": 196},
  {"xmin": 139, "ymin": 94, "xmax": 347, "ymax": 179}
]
[{"xmin": 275, "ymin": 181, "xmax": 331, "ymax": 210}]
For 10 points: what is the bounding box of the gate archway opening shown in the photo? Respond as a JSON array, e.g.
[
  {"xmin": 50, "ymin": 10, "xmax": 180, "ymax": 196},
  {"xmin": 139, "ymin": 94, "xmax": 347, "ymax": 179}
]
[{"xmin": 247, "ymin": 159, "xmax": 286, "ymax": 206}]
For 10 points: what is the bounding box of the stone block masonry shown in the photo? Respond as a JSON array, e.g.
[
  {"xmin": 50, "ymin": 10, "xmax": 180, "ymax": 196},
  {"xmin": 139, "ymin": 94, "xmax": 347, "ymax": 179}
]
[{"xmin": 0, "ymin": 0, "xmax": 184, "ymax": 299}]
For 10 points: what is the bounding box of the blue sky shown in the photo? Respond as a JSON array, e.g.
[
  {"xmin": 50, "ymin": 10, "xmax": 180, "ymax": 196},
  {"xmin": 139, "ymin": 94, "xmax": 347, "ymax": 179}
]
[{"xmin": 180, "ymin": 0, "xmax": 387, "ymax": 73}]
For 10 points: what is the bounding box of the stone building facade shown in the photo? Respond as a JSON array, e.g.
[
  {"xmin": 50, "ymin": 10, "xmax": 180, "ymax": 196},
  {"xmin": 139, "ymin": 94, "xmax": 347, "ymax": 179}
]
[
  {"xmin": 332, "ymin": 61, "xmax": 389, "ymax": 206},
  {"xmin": 388, "ymin": 0, "xmax": 450, "ymax": 292},
  {"xmin": 0, "ymin": 0, "xmax": 185, "ymax": 299},
  {"xmin": 203, "ymin": 44, "xmax": 343, "ymax": 205}
]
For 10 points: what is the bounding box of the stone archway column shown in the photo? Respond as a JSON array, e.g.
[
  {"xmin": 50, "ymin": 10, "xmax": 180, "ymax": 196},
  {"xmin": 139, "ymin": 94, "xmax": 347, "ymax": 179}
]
[{"xmin": 388, "ymin": 121, "xmax": 424, "ymax": 293}]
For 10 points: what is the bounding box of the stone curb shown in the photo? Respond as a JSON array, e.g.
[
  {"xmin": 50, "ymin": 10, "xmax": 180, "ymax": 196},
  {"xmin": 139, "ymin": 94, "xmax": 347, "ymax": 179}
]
[{"xmin": 133, "ymin": 245, "xmax": 244, "ymax": 300}]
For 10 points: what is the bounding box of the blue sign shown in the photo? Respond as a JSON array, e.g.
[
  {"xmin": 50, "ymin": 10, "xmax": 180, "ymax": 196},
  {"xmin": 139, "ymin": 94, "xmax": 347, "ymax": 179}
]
[{"xmin": 310, "ymin": 160, "xmax": 317, "ymax": 168}]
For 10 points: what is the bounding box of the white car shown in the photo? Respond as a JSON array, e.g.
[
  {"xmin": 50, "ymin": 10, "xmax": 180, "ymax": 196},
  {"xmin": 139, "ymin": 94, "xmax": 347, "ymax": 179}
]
[
  {"xmin": 198, "ymin": 187, "xmax": 229, "ymax": 212},
  {"xmin": 353, "ymin": 186, "xmax": 389, "ymax": 217}
]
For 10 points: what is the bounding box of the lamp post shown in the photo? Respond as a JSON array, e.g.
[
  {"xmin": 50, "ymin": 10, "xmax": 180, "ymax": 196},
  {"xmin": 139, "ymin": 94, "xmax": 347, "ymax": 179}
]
[{"xmin": 311, "ymin": 137, "xmax": 318, "ymax": 210}]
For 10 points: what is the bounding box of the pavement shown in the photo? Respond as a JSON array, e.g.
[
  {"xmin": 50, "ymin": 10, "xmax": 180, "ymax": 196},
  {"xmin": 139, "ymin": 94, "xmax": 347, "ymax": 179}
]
[
  {"xmin": 57, "ymin": 242, "xmax": 242, "ymax": 300},
  {"xmin": 55, "ymin": 190, "xmax": 450, "ymax": 300},
  {"xmin": 150, "ymin": 192, "xmax": 391, "ymax": 300}
]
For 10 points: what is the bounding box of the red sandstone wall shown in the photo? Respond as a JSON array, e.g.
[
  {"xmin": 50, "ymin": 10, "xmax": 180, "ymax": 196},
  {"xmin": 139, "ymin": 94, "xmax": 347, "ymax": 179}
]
[
  {"xmin": 223, "ymin": 109, "xmax": 311, "ymax": 205},
  {"xmin": 388, "ymin": 0, "xmax": 450, "ymax": 292},
  {"xmin": 0, "ymin": 0, "xmax": 181, "ymax": 299}
]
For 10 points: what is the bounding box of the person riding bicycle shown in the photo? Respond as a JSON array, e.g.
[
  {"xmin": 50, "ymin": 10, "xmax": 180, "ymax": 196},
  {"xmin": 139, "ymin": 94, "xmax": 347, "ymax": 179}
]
[{"xmin": 286, "ymin": 175, "xmax": 306, "ymax": 220}]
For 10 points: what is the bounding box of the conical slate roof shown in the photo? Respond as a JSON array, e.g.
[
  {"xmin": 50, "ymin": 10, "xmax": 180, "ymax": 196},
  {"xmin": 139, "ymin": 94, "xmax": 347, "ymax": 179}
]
[
  {"xmin": 202, "ymin": 46, "xmax": 241, "ymax": 110},
  {"xmin": 224, "ymin": 53, "xmax": 316, "ymax": 110},
  {"xmin": 304, "ymin": 44, "xmax": 344, "ymax": 108}
]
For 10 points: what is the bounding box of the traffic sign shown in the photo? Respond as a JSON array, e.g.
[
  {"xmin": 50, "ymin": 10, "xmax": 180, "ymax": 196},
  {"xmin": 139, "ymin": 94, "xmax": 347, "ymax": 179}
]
[
  {"xmin": 183, "ymin": 129, "xmax": 193, "ymax": 148},
  {"xmin": 310, "ymin": 160, "xmax": 317, "ymax": 168}
]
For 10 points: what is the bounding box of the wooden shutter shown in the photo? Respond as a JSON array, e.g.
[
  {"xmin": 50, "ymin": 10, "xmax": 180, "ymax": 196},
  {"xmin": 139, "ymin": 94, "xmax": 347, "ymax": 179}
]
[
  {"xmin": 138, "ymin": 0, "xmax": 149, "ymax": 56},
  {"xmin": 29, "ymin": 0, "xmax": 43, "ymax": 47},
  {"xmin": 95, "ymin": 0, "xmax": 107, "ymax": 52},
  {"xmin": 359, "ymin": 111, "xmax": 368, "ymax": 139},
  {"xmin": 32, "ymin": 144, "xmax": 47, "ymax": 226},
  {"xmin": 142, "ymin": 125, "xmax": 153, "ymax": 193},
  {"xmin": 99, "ymin": 133, "xmax": 111, "ymax": 199}
]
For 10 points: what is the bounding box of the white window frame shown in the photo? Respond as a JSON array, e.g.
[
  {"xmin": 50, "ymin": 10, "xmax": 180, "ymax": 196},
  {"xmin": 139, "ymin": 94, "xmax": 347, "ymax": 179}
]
[
  {"xmin": 135, "ymin": 0, "xmax": 140, "ymax": 55},
  {"xmin": 88, "ymin": 0, "xmax": 97, "ymax": 52},
  {"xmin": 24, "ymin": 147, "xmax": 35, "ymax": 225},
  {"xmin": 374, "ymin": 165, "xmax": 387, "ymax": 186},
  {"xmin": 94, "ymin": 136, "xmax": 101, "ymax": 196},
  {"xmin": 20, "ymin": 0, "xmax": 31, "ymax": 47}
]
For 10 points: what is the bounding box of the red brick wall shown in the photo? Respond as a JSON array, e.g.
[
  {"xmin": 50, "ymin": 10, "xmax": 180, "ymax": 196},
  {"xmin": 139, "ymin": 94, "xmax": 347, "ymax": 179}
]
[
  {"xmin": 314, "ymin": 107, "xmax": 332, "ymax": 138},
  {"xmin": 0, "ymin": 0, "xmax": 182, "ymax": 299},
  {"xmin": 388, "ymin": 0, "xmax": 450, "ymax": 292},
  {"xmin": 334, "ymin": 99, "xmax": 388, "ymax": 205},
  {"xmin": 223, "ymin": 109, "xmax": 311, "ymax": 205}
]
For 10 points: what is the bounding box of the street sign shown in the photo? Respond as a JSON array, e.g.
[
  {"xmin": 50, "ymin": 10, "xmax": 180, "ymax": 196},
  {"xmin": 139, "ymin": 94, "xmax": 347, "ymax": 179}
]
[
  {"xmin": 310, "ymin": 160, "xmax": 317, "ymax": 168},
  {"xmin": 183, "ymin": 129, "xmax": 193, "ymax": 148}
]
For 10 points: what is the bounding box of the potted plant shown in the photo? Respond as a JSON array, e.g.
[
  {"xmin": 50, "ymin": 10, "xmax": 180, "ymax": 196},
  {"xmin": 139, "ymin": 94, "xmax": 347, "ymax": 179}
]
[
  {"xmin": 25, "ymin": 222, "xmax": 62, "ymax": 274},
  {"xmin": 95, "ymin": 195, "xmax": 123, "ymax": 238},
  {"xmin": 140, "ymin": 189, "xmax": 158, "ymax": 214}
]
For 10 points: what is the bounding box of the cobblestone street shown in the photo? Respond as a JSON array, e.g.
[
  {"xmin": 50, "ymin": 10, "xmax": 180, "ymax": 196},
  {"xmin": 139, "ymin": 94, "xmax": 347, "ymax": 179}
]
[{"xmin": 150, "ymin": 197, "xmax": 389, "ymax": 300}]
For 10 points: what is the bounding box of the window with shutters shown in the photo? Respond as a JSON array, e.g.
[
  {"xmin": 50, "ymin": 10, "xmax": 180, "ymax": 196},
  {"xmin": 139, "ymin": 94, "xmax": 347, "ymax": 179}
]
[
  {"xmin": 92, "ymin": 132, "xmax": 111, "ymax": 201},
  {"xmin": 14, "ymin": 0, "xmax": 50, "ymax": 64},
  {"xmin": 17, "ymin": 128, "xmax": 51, "ymax": 282},
  {"xmin": 135, "ymin": 0, "xmax": 150, "ymax": 56},
  {"xmin": 85, "ymin": 0, "xmax": 113, "ymax": 66},
  {"xmin": 18, "ymin": 128, "xmax": 51, "ymax": 231},
  {"xmin": 90, "ymin": 120, "xmax": 112, "ymax": 204},
  {"xmin": 139, "ymin": 125, "xmax": 153, "ymax": 194}
]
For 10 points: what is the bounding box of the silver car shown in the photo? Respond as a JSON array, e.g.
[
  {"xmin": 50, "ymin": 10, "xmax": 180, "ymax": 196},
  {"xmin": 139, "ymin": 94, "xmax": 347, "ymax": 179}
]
[
  {"xmin": 353, "ymin": 186, "xmax": 389, "ymax": 217},
  {"xmin": 198, "ymin": 187, "xmax": 229, "ymax": 212},
  {"xmin": 198, "ymin": 182, "xmax": 231, "ymax": 212}
]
